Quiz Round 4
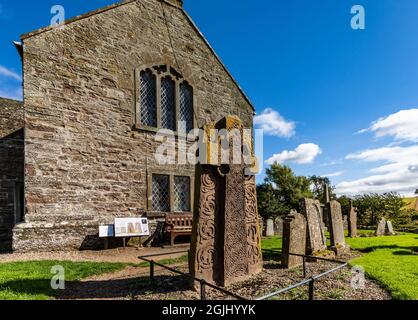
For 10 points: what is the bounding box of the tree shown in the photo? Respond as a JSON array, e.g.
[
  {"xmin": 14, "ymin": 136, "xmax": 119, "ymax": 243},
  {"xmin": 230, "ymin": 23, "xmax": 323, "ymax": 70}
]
[
  {"xmin": 258, "ymin": 163, "xmax": 313, "ymax": 218},
  {"xmin": 415, "ymin": 189, "xmax": 418, "ymax": 196},
  {"xmin": 309, "ymin": 175, "xmax": 336, "ymax": 201},
  {"xmin": 352, "ymin": 192, "xmax": 405, "ymax": 226},
  {"xmin": 337, "ymin": 195, "xmax": 352, "ymax": 216},
  {"xmin": 256, "ymin": 183, "xmax": 287, "ymax": 220}
]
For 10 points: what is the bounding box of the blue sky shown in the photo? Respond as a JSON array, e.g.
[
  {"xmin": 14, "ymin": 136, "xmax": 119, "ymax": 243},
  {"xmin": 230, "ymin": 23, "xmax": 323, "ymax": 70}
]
[{"xmin": 1, "ymin": 0, "xmax": 418, "ymax": 196}]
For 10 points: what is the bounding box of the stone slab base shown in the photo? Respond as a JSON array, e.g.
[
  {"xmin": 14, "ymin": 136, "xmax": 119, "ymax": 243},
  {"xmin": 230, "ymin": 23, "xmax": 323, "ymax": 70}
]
[
  {"xmin": 331, "ymin": 245, "xmax": 351, "ymax": 257},
  {"xmin": 12, "ymin": 218, "xmax": 164, "ymax": 252}
]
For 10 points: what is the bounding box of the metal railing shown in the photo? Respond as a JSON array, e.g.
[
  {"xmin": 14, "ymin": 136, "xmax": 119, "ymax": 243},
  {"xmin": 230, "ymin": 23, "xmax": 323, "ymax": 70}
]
[
  {"xmin": 257, "ymin": 249, "xmax": 348, "ymax": 300},
  {"xmin": 138, "ymin": 252, "xmax": 247, "ymax": 300},
  {"xmin": 138, "ymin": 248, "xmax": 348, "ymax": 301}
]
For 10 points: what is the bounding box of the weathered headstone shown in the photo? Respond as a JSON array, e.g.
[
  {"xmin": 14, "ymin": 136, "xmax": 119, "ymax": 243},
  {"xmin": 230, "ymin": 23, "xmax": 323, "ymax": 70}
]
[
  {"xmin": 348, "ymin": 202, "xmax": 358, "ymax": 238},
  {"xmin": 265, "ymin": 218, "xmax": 274, "ymax": 237},
  {"xmin": 282, "ymin": 210, "xmax": 307, "ymax": 268},
  {"xmin": 274, "ymin": 217, "xmax": 283, "ymax": 236},
  {"xmin": 375, "ymin": 218, "xmax": 386, "ymax": 236},
  {"xmin": 259, "ymin": 216, "xmax": 264, "ymax": 237},
  {"xmin": 386, "ymin": 220, "xmax": 395, "ymax": 235},
  {"xmin": 328, "ymin": 200, "xmax": 349, "ymax": 255},
  {"xmin": 189, "ymin": 116, "xmax": 263, "ymax": 287},
  {"xmin": 322, "ymin": 184, "xmax": 330, "ymax": 228},
  {"xmin": 300, "ymin": 198, "xmax": 327, "ymax": 255},
  {"xmin": 343, "ymin": 215, "xmax": 348, "ymax": 230}
]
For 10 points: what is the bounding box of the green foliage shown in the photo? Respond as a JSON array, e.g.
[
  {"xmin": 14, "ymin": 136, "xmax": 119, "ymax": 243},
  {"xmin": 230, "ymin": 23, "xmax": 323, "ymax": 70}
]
[
  {"xmin": 351, "ymin": 192, "xmax": 407, "ymax": 227},
  {"xmin": 337, "ymin": 195, "xmax": 352, "ymax": 215},
  {"xmin": 309, "ymin": 175, "xmax": 336, "ymax": 201},
  {"xmin": 257, "ymin": 163, "xmax": 313, "ymax": 219},
  {"xmin": 0, "ymin": 260, "xmax": 128, "ymax": 300},
  {"xmin": 256, "ymin": 183, "xmax": 288, "ymax": 220}
]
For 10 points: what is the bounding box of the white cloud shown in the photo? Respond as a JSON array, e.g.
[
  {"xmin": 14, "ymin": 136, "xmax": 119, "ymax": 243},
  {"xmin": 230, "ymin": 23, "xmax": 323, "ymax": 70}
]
[
  {"xmin": 337, "ymin": 133, "xmax": 418, "ymax": 196},
  {"xmin": 254, "ymin": 108, "xmax": 295, "ymax": 138},
  {"xmin": 0, "ymin": 87, "xmax": 23, "ymax": 100},
  {"xmin": 0, "ymin": 65, "xmax": 22, "ymax": 81},
  {"xmin": 266, "ymin": 143, "xmax": 322, "ymax": 165},
  {"xmin": 323, "ymin": 171, "xmax": 344, "ymax": 178},
  {"xmin": 358, "ymin": 108, "xmax": 418, "ymax": 142},
  {"xmin": 337, "ymin": 109, "xmax": 418, "ymax": 196}
]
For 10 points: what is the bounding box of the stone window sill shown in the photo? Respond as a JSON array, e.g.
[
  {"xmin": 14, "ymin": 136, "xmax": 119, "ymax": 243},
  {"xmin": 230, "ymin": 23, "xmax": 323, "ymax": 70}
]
[{"xmin": 146, "ymin": 211, "xmax": 193, "ymax": 219}]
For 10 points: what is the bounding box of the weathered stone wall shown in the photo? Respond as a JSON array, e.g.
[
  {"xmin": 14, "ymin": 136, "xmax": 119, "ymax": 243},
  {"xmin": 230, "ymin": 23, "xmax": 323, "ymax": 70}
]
[
  {"xmin": 17, "ymin": 0, "xmax": 253, "ymax": 251},
  {"xmin": 0, "ymin": 98, "xmax": 24, "ymax": 252}
]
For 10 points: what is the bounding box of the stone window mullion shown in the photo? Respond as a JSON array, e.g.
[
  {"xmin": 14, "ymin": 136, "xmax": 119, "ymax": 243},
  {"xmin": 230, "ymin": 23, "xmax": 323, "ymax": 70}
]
[
  {"xmin": 169, "ymin": 175, "xmax": 174, "ymax": 212},
  {"xmin": 175, "ymin": 80, "xmax": 180, "ymax": 133},
  {"xmin": 156, "ymin": 74, "xmax": 162, "ymax": 129}
]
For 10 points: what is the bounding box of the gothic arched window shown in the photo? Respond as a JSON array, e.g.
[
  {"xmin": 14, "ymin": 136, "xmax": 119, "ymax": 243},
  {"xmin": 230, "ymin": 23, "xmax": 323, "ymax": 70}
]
[{"xmin": 136, "ymin": 65, "xmax": 195, "ymax": 132}]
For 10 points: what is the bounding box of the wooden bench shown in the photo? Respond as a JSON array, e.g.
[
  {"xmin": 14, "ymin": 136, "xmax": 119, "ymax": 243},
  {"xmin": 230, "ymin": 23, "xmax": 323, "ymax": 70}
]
[{"xmin": 165, "ymin": 213, "xmax": 193, "ymax": 246}]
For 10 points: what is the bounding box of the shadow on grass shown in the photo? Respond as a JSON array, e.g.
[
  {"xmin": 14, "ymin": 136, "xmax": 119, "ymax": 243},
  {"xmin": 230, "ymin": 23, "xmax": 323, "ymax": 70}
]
[
  {"xmin": 354, "ymin": 244, "xmax": 418, "ymax": 255},
  {"xmin": 392, "ymin": 250, "xmax": 415, "ymax": 256},
  {"xmin": 1, "ymin": 275, "xmax": 193, "ymax": 300}
]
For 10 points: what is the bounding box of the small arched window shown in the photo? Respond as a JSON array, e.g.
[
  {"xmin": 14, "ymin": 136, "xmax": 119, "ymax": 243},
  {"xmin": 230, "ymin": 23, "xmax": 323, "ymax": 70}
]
[{"xmin": 135, "ymin": 65, "xmax": 194, "ymax": 132}]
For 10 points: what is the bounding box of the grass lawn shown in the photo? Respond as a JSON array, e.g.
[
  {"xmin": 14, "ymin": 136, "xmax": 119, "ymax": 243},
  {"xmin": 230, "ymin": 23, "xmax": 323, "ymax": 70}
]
[
  {"xmin": 347, "ymin": 233, "xmax": 418, "ymax": 300},
  {"xmin": 0, "ymin": 254, "xmax": 189, "ymax": 300},
  {"xmin": 261, "ymin": 232, "xmax": 418, "ymax": 300},
  {"xmin": 0, "ymin": 260, "xmax": 128, "ymax": 300}
]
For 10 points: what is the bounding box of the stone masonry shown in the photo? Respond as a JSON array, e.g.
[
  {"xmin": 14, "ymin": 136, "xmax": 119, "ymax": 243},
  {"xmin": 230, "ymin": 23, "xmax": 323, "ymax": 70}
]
[
  {"xmin": 0, "ymin": 98, "xmax": 24, "ymax": 252},
  {"xmin": 11, "ymin": 0, "xmax": 254, "ymax": 251}
]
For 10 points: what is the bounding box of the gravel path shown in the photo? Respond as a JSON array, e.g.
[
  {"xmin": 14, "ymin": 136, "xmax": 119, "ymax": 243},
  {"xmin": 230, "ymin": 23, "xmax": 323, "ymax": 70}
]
[
  {"xmin": 57, "ymin": 256, "xmax": 390, "ymax": 300},
  {"xmin": 0, "ymin": 245, "xmax": 190, "ymax": 264}
]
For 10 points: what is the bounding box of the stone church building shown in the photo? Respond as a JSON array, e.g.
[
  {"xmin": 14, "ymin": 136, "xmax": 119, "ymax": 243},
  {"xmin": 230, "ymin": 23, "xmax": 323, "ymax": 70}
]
[{"xmin": 0, "ymin": 0, "xmax": 255, "ymax": 252}]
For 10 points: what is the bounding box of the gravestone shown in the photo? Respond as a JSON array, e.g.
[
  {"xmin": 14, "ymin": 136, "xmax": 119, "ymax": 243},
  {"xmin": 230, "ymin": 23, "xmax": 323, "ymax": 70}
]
[
  {"xmin": 265, "ymin": 218, "xmax": 275, "ymax": 237},
  {"xmin": 322, "ymin": 184, "xmax": 331, "ymax": 228},
  {"xmin": 386, "ymin": 220, "xmax": 395, "ymax": 235},
  {"xmin": 348, "ymin": 202, "xmax": 358, "ymax": 238},
  {"xmin": 375, "ymin": 218, "xmax": 386, "ymax": 236},
  {"xmin": 300, "ymin": 198, "xmax": 327, "ymax": 255},
  {"xmin": 281, "ymin": 210, "xmax": 307, "ymax": 268},
  {"xmin": 189, "ymin": 116, "xmax": 263, "ymax": 287},
  {"xmin": 343, "ymin": 215, "xmax": 348, "ymax": 230},
  {"xmin": 274, "ymin": 217, "xmax": 283, "ymax": 236},
  {"xmin": 328, "ymin": 200, "xmax": 349, "ymax": 255},
  {"xmin": 259, "ymin": 216, "xmax": 264, "ymax": 237}
]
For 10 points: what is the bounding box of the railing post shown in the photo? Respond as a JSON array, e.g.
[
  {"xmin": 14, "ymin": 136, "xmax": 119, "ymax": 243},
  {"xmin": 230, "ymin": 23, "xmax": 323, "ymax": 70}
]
[
  {"xmin": 200, "ymin": 280, "xmax": 206, "ymax": 300},
  {"xmin": 150, "ymin": 260, "xmax": 155, "ymax": 284},
  {"xmin": 302, "ymin": 256, "xmax": 306, "ymax": 278},
  {"xmin": 308, "ymin": 278, "xmax": 315, "ymax": 300}
]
